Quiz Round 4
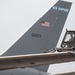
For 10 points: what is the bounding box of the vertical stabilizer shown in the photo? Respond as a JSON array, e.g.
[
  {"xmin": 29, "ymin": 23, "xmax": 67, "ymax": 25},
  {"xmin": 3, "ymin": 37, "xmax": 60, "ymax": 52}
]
[{"xmin": 2, "ymin": 0, "xmax": 72, "ymax": 72}]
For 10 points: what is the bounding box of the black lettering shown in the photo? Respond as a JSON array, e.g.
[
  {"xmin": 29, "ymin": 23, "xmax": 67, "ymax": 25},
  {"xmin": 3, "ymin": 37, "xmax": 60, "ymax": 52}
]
[{"xmin": 31, "ymin": 33, "xmax": 41, "ymax": 38}]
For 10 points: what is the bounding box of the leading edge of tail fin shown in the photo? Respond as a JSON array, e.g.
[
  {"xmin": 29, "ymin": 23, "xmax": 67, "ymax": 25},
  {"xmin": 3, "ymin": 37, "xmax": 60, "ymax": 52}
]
[
  {"xmin": 2, "ymin": 1, "xmax": 72, "ymax": 71},
  {"xmin": 2, "ymin": 0, "xmax": 72, "ymax": 56}
]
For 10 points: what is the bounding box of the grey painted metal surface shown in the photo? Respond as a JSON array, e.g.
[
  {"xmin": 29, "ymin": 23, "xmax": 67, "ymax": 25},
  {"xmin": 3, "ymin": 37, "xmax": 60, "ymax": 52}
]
[
  {"xmin": 0, "ymin": 68, "xmax": 51, "ymax": 75},
  {"xmin": 1, "ymin": 0, "xmax": 72, "ymax": 73}
]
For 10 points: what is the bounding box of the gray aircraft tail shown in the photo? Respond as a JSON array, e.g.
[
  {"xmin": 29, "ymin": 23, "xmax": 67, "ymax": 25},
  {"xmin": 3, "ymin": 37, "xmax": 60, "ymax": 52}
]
[{"xmin": 2, "ymin": 0, "xmax": 72, "ymax": 72}]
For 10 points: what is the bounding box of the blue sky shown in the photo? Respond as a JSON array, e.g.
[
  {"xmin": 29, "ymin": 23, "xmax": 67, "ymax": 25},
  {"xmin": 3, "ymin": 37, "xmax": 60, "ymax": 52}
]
[{"xmin": 0, "ymin": 0, "xmax": 75, "ymax": 74}]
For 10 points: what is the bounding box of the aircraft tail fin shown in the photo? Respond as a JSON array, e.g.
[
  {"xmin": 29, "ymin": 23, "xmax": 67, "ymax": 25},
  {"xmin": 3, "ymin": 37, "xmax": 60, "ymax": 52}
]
[{"xmin": 2, "ymin": 0, "xmax": 72, "ymax": 72}]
